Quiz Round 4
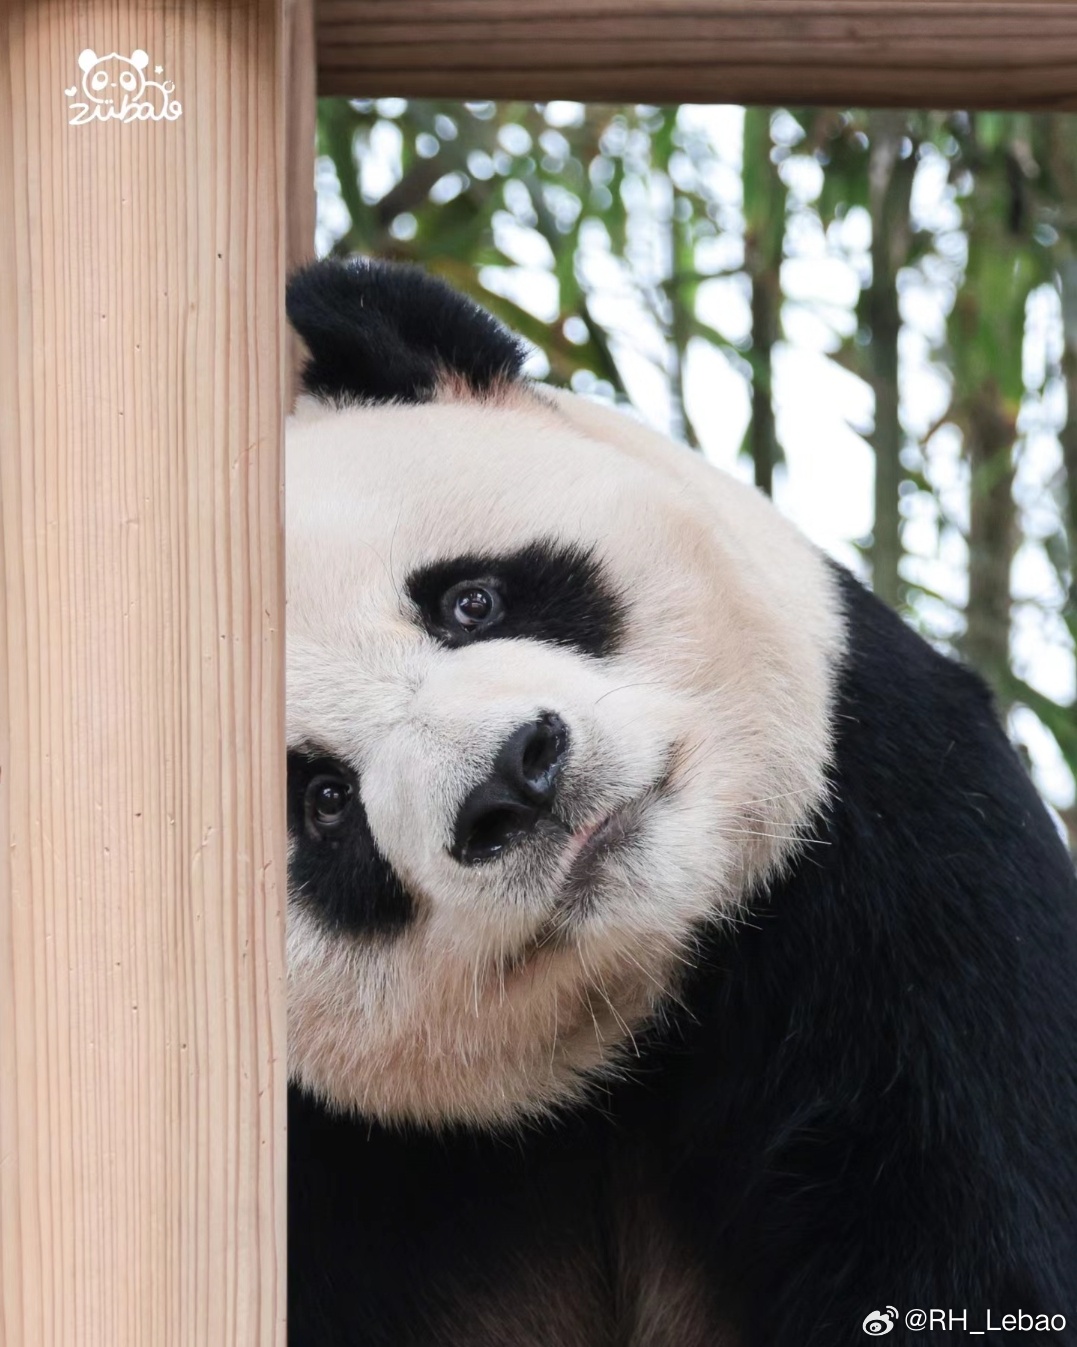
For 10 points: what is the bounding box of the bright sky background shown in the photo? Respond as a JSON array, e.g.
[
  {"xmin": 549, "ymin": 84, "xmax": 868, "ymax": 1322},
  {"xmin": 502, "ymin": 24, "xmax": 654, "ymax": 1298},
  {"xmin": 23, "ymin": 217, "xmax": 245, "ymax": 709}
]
[{"xmin": 315, "ymin": 101, "xmax": 1077, "ymax": 814}]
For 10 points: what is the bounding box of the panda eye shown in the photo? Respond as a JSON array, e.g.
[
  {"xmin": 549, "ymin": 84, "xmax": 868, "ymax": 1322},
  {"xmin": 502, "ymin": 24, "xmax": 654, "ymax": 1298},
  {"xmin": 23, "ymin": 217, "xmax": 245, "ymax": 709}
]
[
  {"xmin": 443, "ymin": 582, "xmax": 504, "ymax": 635},
  {"xmin": 304, "ymin": 774, "xmax": 353, "ymax": 838},
  {"xmin": 91, "ymin": 70, "xmax": 108, "ymax": 89},
  {"xmin": 120, "ymin": 71, "xmax": 136, "ymax": 89}
]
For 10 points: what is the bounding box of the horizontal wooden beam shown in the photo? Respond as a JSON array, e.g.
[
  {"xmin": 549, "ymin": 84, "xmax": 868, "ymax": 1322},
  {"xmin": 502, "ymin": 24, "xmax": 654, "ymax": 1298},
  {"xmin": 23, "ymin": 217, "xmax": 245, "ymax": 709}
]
[{"xmin": 316, "ymin": 0, "xmax": 1077, "ymax": 111}]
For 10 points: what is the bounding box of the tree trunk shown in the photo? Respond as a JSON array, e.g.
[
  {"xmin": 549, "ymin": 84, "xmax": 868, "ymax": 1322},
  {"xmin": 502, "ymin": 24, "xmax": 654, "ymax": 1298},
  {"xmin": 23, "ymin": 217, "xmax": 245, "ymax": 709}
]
[
  {"xmin": 749, "ymin": 266, "xmax": 781, "ymax": 494},
  {"xmin": 669, "ymin": 186, "xmax": 701, "ymax": 449},
  {"xmin": 743, "ymin": 107, "xmax": 787, "ymax": 497},
  {"xmin": 864, "ymin": 111, "xmax": 916, "ymax": 609},
  {"xmin": 962, "ymin": 382, "xmax": 1017, "ymax": 692}
]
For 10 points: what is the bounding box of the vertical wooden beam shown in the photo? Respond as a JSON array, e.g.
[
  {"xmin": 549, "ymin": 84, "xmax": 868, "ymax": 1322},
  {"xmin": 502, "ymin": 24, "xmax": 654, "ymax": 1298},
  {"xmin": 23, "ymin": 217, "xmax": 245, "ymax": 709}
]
[
  {"xmin": 285, "ymin": 0, "xmax": 317, "ymax": 272},
  {"xmin": 0, "ymin": 3, "xmax": 287, "ymax": 1344},
  {"xmin": 285, "ymin": 0, "xmax": 317, "ymax": 400}
]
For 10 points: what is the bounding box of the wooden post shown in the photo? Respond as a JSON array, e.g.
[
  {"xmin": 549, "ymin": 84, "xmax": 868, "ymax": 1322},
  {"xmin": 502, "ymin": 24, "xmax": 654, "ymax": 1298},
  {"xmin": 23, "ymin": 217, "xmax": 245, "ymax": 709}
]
[
  {"xmin": 286, "ymin": 0, "xmax": 317, "ymax": 400},
  {"xmin": 0, "ymin": 3, "xmax": 287, "ymax": 1344}
]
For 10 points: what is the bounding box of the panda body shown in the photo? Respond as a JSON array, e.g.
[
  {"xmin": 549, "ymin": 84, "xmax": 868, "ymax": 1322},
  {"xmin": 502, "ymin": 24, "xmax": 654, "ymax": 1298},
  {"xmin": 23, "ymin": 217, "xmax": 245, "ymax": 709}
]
[{"xmin": 285, "ymin": 260, "xmax": 1077, "ymax": 1346}]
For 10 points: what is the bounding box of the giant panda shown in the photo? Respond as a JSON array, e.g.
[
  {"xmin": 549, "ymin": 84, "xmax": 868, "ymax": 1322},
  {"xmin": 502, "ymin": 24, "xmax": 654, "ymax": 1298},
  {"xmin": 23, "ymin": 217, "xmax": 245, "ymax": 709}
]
[{"xmin": 285, "ymin": 257, "xmax": 1077, "ymax": 1347}]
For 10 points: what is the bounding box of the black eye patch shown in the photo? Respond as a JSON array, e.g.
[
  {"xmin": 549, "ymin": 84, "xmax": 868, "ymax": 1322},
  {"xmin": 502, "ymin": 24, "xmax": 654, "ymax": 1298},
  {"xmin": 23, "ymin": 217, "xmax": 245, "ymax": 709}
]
[
  {"xmin": 287, "ymin": 749, "xmax": 414, "ymax": 938},
  {"xmin": 405, "ymin": 541, "xmax": 625, "ymax": 659}
]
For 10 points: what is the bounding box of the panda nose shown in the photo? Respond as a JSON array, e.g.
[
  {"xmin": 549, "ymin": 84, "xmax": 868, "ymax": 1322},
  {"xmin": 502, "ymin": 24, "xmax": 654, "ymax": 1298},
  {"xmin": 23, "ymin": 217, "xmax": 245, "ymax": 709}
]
[{"xmin": 451, "ymin": 713, "xmax": 569, "ymax": 865}]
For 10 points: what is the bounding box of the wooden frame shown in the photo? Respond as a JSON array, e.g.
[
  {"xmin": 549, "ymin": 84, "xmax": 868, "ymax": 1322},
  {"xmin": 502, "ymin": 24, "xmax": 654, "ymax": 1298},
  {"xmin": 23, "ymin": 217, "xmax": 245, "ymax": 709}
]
[
  {"xmin": 316, "ymin": 1, "xmax": 1077, "ymax": 111},
  {"xmin": 2, "ymin": 1, "xmax": 1074, "ymax": 1343}
]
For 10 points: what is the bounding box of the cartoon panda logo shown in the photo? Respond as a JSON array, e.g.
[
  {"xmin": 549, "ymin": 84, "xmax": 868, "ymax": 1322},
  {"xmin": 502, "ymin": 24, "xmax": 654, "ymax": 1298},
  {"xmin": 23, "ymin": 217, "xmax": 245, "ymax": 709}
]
[
  {"xmin": 66, "ymin": 48, "xmax": 181, "ymax": 124},
  {"xmin": 78, "ymin": 48, "xmax": 150, "ymax": 105},
  {"xmin": 862, "ymin": 1308, "xmax": 898, "ymax": 1335}
]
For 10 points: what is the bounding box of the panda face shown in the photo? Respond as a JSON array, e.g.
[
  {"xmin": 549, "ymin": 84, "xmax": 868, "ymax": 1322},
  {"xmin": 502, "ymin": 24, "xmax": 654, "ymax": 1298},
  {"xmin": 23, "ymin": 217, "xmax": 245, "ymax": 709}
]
[
  {"xmin": 77, "ymin": 48, "xmax": 149, "ymax": 104},
  {"xmin": 285, "ymin": 262, "xmax": 843, "ymax": 1128}
]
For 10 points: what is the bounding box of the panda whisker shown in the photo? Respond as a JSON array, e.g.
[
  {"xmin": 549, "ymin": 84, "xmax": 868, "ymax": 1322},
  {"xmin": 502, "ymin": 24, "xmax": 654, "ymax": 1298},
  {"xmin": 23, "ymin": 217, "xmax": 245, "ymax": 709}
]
[
  {"xmin": 471, "ymin": 950, "xmax": 482, "ymax": 1019},
  {"xmin": 386, "ymin": 501, "xmax": 405, "ymax": 589},
  {"xmin": 715, "ymin": 826, "xmax": 829, "ymax": 845},
  {"xmin": 584, "ymin": 996, "xmax": 605, "ymax": 1049},
  {"xmin": 531, "ymin": 923, "xmax": 562, "ymax": 954},
  {"xmin": 497, "ymin": 908, "xmax": 509, "ymax": 1005},
  {"xmin": 714, "ymin": 905, "xmax": 764, "ymax": 935},
  {"xmin": 600, "ymin": 981, "xmax": 640, "ymax": 1057},
  {"xmin": 647, "ymin": 938, "xmax": 698, "ymax": 972},
  {"xmin": 591, "ymin": 680, "xmax": 663, "ymax": 705},
  {"xmin": 616, "ymin": 943, "xmax": 692, "ymax": 1011},
  {"xmin": 573, "ymin": 943, "xmax": 612, "ymax": 1049},
  {"xmin": 738, "ymin": 786, "xmax": 819, "ymax": 806},
  {"xmin": 351, "ymin": 537, "xmax": 397, "ymax": 590},
  {"xmin": 575, "ymin": 941, "xmax": 640, "ymax": 1057},
  {"xmin": 532, "ymin": 908, "xmax": 576, "ymax": 952}
]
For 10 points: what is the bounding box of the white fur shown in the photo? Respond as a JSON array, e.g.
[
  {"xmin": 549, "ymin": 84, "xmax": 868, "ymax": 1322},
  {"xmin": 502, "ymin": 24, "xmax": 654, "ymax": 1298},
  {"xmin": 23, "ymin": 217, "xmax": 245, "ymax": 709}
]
[{"xmin": 286, "ymin": 385, "xmax": 843, "ymax": 1127}]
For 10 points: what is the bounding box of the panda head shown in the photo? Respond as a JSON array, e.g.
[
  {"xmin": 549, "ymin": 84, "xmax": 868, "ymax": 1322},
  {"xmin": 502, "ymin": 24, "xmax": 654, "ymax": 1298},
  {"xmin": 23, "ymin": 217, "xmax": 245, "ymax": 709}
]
[{"xmin": 285, "ymin": 259, "xmax": 843, "ymax": 1128}]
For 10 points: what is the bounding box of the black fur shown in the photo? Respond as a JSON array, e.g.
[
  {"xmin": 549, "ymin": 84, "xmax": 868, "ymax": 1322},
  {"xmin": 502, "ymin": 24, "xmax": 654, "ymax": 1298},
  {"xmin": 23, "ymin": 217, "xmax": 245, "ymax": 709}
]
[
  {"xmin": 288, "ymin": 749, "xmax": 414, "ymax": 936},
  {"xmin": 406, "ymin": 540, "xmax": 626, "ymax": 659},
  {"xmin": 290, "ymin": 567, "xmax": 1077, "ymax": 1346},
  {"xmin": 286, "ymin": 258, "xmax": 526, "ymax": 405}
]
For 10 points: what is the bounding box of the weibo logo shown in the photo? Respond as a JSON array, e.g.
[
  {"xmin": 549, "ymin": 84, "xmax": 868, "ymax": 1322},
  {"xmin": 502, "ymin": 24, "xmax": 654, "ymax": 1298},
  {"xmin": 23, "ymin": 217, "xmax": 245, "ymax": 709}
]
[
  {"xmin": 862, "ymin": 1307, "xmax": 898, "ymax": 1335},
  {"xmin": 64, "ymin": 48, "xmax": 182, "ymax": 124}
]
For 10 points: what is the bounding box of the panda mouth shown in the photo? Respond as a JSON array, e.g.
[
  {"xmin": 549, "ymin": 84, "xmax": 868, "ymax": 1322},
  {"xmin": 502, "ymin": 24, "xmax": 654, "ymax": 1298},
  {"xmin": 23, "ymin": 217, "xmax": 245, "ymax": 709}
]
[
  {"xmin": 503, "ymin": 754, "xmax": 681, "ymax": 968},
  {"xmin": 555, "ymin": 744, "xmax": 684, "ymax": 902},
  {"xmin": 562, "ymin": 742, "xmax": 683, "ymax": 881},
  {"xmin": 560, "ymin": 803, "xmax": 639, "ymax": 889},
  {"xmin": 503, "ymin": 804, "xmax": 644, "ymax": 971}
]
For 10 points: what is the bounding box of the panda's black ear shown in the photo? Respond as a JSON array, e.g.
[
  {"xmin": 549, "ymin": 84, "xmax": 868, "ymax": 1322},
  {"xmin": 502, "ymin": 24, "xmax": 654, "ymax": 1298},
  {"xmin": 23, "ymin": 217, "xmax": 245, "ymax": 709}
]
[{"xmin": 285, "ymin": 258, "xmax": 527, "ymax": 406}]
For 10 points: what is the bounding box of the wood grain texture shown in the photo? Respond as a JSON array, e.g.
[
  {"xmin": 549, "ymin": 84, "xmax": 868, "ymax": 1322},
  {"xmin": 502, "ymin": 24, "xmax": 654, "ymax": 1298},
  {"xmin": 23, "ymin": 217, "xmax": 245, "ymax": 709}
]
[
  {"xmin": 0, "ymin": 3, "xmax": 287, "ymax": 1344},
  {"xmin": 315, "ymin": 0, "xmax": 1077, "ymax": 110},
  {"xmin": 286, "ymin": 0, "xmax": 317, "ymax": 403}
]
